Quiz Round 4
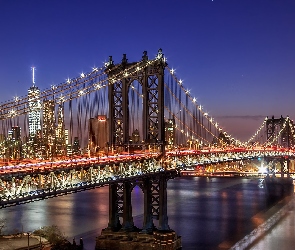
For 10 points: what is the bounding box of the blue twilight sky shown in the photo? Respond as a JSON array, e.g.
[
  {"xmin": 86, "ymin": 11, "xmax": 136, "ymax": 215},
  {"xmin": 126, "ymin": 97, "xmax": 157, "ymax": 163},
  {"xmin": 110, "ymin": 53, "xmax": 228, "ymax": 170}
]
[{"xmin": 0, "ymin": 0, "xmax": 294, "ymax": 141}]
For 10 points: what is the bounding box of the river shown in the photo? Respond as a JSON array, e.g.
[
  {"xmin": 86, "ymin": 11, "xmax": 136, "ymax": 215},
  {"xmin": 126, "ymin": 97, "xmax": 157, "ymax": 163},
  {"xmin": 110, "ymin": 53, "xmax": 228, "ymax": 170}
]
[{"xmin": 0, "ymin": 177, "xmax": 273, "ymax": 250}]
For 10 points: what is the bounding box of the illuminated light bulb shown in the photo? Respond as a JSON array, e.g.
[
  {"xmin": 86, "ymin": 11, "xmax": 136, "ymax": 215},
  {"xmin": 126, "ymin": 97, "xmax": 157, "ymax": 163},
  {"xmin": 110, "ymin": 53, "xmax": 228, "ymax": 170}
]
[
  {"xmin": 10, "ymin": 109, "xmax": 16, "ymax": 117},
  {"xmin": 81, "ymin": 73, "xmax": 85, "ymax": 78},
  {"xmin": 67, "ymin": 78, "xmax": 71, "ymax": 84},
  {"xmin": 204, "ymin": 112, "xmax": 208, "ymax": 117},
  {"xmin": 79, "ymin": 90, "xmax": 84, "ymax": 96},
  {"xmin": 14, "ymin": 96, "xmax": 19, "ymax": 102},
  {"xmin": 59, "ymin": 95, "xmax": 65, "ymax": 102},
  {"xmin": 51, "ymin": 85, "xmax": 56, "ymax": 90},
  {"xmin": 179, "ymin": 79, "xmax": 183, "ymax": 85},
  {"xmin": 170, "ymin": 68, "xmax": 175, "ymax": 74},
  {"xmin": 92, "ymin": 67, "xmax": 98, "ymax": 72},
  {"xmin": 192, "ymin": 97, "xmax": 197, "ymax": 103}
]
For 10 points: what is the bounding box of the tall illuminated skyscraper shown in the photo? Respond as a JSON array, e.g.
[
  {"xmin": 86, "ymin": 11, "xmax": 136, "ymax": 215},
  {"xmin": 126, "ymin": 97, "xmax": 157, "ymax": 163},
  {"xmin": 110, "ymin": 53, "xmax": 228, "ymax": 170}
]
[
  {"xmin": 165, "ymin": 119, "xmax": 175, "ymax": 148},
  {"xmin": 89, "ymin": 115, "xmax": 108, "ymax": 152},
  {"xmin": 8, "ymin": 126, "xmax": 22, "ymax": 159},
  {"xmin": 56, "ymin": 104, "xmax": 65, "ymax": 140},
  {"xmin": 55, "ymin": 103, "xmax": 66, "ymax": 155},
  {"xmin": 28, "ymin": 67, "xmax": 42, "ymax": 139},
  {"xmin": 43, "ymin": 100, "xmax": 55, "ymax": 157}
]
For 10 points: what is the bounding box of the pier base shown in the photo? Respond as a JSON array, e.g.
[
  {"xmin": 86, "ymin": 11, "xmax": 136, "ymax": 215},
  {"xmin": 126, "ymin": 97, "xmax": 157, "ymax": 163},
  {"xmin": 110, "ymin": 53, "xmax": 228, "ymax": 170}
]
[
  {"xmin": 264, "ymin": 176, "xmax": 294, "ymax": 201},
  {"xmin": 95, "ymin": 229, "xmax": 181, "ymax": 250}
]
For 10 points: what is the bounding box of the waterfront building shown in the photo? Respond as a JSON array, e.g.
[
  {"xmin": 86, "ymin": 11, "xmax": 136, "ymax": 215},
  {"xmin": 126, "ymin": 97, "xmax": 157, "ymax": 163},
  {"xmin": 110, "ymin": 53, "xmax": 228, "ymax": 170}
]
[
  {"xmin": 165, "ymin": 119, "xmax": 175, "ymax": 148},
  {"xmin": 42, "ymin": 100, "xmax": 55, "ymax": 158},
  {"xmin": 72, "ymin": 137, "xmax": 80, "ymax": 155},
  {"xmin": 131, "ymin": 129, "xmax": 140, "ymax": 144},
  {"xmin": 65, "ymin": 129, "xmax": 72, "ymax": 156},
  {"xmin": 88, "ymin": 115, "xmax": 108, "ymax": 153},
  {"xmin": 55, "ymin": 104, "xmax": 66, "ymax": 155},
  {"xmin": 7, "ymin": 126, "xmax": 22, "ymax": 159}
]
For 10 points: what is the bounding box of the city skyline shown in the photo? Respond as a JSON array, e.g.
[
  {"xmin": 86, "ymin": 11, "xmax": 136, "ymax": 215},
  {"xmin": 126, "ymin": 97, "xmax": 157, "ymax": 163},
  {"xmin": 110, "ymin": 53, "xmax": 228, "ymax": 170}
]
[{"xmin": 1, "ymin": 0, "xmax": 294, "ymax": 141}]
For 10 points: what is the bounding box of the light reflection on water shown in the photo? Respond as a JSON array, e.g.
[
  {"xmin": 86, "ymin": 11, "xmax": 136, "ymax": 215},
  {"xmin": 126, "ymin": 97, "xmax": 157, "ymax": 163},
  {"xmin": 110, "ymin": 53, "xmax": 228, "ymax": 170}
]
[{"xmin": 0, "ymin": 177, "xmax": 272, "ymax": 250}]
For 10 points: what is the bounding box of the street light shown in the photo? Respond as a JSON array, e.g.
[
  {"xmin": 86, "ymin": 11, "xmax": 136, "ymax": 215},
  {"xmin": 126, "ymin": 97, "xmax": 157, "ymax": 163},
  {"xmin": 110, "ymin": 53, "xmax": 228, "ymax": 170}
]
[{"xmin": 27, "ymin": 232, "xmax": 31, "ymax": 250}]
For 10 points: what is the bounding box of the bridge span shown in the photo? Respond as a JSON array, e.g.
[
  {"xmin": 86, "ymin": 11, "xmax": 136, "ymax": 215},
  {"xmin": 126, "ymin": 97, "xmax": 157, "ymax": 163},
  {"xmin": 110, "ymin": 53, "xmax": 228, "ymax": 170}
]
[{"xmin": 0, "ymin": 50, "xmax": 294, "ymax": 249}]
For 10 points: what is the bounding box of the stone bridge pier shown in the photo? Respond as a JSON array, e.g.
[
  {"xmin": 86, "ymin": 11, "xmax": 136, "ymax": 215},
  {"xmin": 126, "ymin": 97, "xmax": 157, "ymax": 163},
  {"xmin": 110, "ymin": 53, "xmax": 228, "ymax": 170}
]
[{"xmin": 95, "ymin": 171, "xmax": 182, "ymax": 250}]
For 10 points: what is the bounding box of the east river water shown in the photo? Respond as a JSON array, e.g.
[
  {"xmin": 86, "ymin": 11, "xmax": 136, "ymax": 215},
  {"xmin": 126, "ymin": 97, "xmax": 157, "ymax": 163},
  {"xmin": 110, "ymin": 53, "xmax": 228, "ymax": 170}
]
[{"xmin": 0, "ymin": 177, "xmax": 274, "ymax": 249}]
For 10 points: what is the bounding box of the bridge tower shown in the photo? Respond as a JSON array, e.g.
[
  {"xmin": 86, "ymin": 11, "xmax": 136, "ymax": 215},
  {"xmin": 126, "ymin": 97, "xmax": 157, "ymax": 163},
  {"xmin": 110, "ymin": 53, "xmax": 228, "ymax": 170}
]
[
  {"xmin": 266, "ymin": 116, "xmax": 294, "ymax": 148},
  {"xmin": 106, "ymin": 49, "xmax": 167, "ymax": 154}
]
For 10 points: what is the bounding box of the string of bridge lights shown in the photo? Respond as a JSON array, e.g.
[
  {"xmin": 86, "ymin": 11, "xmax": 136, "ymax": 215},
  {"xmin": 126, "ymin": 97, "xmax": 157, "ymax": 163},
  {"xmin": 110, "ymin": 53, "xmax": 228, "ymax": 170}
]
[
  {"xmin": 3, "ymin": 56, "xmax": 164, "ymax": 120},
  {"xmin": 245, "ymin": 117, "xmax": 268, "ymax": 145},
  {"xmin": 164, "ymin": 106, "xmax": 212, "ymax": 145},
  {"xmin": 128, "ymin": 77, "xmax": 220, "ymax": 146},
  {"xmin": 4, "ymin": 51, "xmax": 285, "ymax": 150},
  {"xmin": 166, "ymin": 65, "xmax": 243, "ymax": 146},
  {"xmin": 163, "ymin": 82, "xmax": 218, "ymax": 140},
  {"xmin": 128, "ymin": 81, "xmax": 226, "ymax": 147},
  {"xmin": 128, "ymin": 79, "xmax": 211, "ymax": 145}
]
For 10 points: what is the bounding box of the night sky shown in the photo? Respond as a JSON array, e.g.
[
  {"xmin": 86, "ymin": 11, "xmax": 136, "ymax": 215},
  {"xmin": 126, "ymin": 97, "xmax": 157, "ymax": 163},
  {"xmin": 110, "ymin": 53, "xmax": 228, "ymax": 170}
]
[{"xmin": 1, "ymin": 0, "xmax": 294, "ymax": 141}]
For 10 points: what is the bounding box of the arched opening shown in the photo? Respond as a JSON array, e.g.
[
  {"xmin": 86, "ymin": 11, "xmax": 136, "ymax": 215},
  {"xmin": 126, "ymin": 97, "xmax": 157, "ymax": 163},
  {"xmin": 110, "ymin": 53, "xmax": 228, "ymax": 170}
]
[{"xmin": 131, "ymin": 184, "xmax": 144, "ymax": 230}]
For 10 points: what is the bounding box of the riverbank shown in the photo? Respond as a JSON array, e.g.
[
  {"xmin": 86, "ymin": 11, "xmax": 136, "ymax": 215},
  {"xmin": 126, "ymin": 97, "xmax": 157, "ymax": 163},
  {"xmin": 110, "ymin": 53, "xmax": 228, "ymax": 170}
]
[{"xmin": 0, "ymin": 233, "xmax": 50, "ymax": 250}]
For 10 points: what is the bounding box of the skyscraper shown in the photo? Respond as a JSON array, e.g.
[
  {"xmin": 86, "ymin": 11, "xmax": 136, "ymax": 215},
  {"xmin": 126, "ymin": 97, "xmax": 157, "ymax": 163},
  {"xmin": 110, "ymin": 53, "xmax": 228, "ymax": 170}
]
[
  {"xmin": 8, "ymin": 126, "xmax": 22, "ymax": 159},
  {"xmin": 55, "ymin": 104, "xmax": 66, "ymax": 155},
  {"xmin": 43, "ymin": 100, "xmax": 55, "ymax": 157},
  {"xmin": 165, "ymin": 119, "xmax": 175, "ymax": 148},
  {"xmin": 28, "ymin": 85, "xmax": 42, "ymax": 139},
  {"xmin": 89, "ymin": 115, "xmax": 108, "ymax": 152},
  {"xmin": 28, "ymin": 67, "xmax": 42, "ymax": 140}
]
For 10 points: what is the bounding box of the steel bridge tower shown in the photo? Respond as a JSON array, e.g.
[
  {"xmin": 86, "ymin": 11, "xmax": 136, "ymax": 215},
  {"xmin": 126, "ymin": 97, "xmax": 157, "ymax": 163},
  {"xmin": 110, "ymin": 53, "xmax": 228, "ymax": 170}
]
[
  {"xmin": 266, "ymin": 116, "xmax": 294, "ymax": 147},
  {"xmin": 106, "ymin": 49, "xmax": 167, "ymax": 153}
]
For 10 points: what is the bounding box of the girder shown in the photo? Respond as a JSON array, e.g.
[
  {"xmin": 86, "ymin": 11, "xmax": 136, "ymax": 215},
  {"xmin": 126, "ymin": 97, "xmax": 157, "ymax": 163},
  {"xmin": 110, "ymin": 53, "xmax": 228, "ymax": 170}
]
[{"xmin": 0, "ymin": 158, "xmax": 178, "ymax": 208}]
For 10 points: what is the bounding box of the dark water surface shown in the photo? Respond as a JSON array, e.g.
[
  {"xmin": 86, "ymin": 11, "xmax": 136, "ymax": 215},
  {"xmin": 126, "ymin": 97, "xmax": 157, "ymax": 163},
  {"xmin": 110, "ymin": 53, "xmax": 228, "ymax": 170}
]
[{"xmin": 0, "ymin": 177, "xmax": 271, "ymax": 249}]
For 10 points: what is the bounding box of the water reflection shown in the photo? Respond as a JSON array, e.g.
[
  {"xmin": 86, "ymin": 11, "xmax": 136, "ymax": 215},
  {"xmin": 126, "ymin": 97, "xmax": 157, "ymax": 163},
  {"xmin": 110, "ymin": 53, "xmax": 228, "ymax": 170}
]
[{"xmin": 0, "ymin": 177, "xmax": 272, "ymax": 250}]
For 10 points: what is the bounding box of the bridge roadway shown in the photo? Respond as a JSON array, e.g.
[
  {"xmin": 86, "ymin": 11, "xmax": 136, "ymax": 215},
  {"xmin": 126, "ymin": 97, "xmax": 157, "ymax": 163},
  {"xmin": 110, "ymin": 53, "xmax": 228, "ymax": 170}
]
[{"xmin": 0, "ymin": 147, "xmax": 294, "ymax": 208}]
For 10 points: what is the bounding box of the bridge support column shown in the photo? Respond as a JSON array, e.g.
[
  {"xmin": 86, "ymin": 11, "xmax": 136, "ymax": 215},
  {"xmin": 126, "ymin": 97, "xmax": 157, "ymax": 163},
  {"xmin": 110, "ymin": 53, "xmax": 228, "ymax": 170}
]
[
  {"xmin": 158, "ymin": 176, "xmax": 170, "ymax": 231},
  {"xmin": 38, "ymin": 174, "xmax": 42, "ymax": 189},
  {"xmin": 108, "ymin": 183, "xmax": 121, "ymax": 231},
  {"xmin": 122, "ymin": 182, "xmax": 134, "ymax": 231},
  {"xmin": 280, "ymin": 160, "xmax": 284, "ymax": 178},
  {"xmin": 142, "ymin": 178, "xmax": 154, "ymax": 233},
  {"xmin": 287, "ymin": 159, "xmax": 290, "ymax": 178}
]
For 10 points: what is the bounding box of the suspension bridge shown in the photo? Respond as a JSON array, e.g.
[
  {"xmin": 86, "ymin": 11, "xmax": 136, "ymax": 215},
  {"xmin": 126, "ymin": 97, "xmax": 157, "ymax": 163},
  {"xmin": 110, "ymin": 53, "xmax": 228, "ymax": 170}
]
[{"xmin": 0, "ymin": 49, "xmax": 294, "ymax": 249}]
